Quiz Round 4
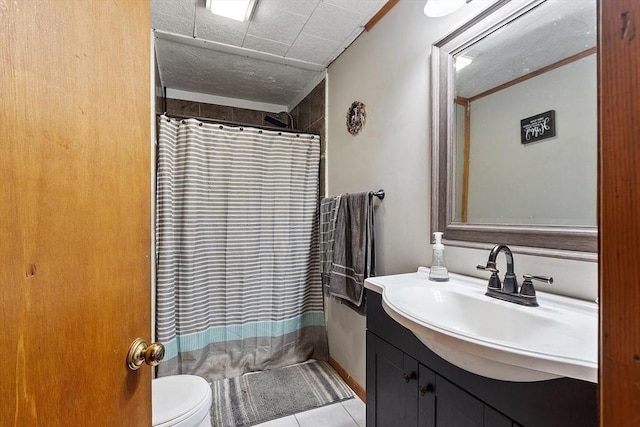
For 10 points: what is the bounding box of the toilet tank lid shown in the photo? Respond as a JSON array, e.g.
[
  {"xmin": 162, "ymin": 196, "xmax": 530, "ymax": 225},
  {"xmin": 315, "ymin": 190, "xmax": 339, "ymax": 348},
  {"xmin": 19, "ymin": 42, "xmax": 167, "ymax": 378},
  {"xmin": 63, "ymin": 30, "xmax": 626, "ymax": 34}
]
[{"xmin": 152, "ymin": 375, "xmax": 212, "ymax": 426}]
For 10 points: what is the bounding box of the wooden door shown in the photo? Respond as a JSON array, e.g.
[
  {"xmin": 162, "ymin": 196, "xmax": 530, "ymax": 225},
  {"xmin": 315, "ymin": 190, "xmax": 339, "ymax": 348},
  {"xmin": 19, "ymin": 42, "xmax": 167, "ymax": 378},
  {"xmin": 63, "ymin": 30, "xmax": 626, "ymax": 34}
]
[
  {"xmin": 599, "ymin": 0, "xmax": 640, "ymax": 425},
  {"xmin": 0, "ymin": 1, "xmax": 151, "ymax": 425}
]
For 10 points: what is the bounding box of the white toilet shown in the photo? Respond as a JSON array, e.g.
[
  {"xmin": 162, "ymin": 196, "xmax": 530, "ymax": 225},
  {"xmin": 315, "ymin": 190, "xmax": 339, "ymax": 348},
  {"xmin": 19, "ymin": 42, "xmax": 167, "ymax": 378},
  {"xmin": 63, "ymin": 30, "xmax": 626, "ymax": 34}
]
[{"xmin": 152, "ymin": 375, "xmax": 212, "ymax": 427}]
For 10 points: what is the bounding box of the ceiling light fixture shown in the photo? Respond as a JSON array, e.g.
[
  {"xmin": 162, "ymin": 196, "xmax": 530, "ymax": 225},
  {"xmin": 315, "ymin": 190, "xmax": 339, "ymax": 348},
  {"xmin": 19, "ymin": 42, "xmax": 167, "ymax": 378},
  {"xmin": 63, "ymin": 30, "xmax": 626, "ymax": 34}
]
[
  {"xmin": 423, "ymin": 0, "xmax": 472, "ymax": 18},
  {"xmin": 205, "ymin": 0, "xmax": 257, "ymax": 22}
]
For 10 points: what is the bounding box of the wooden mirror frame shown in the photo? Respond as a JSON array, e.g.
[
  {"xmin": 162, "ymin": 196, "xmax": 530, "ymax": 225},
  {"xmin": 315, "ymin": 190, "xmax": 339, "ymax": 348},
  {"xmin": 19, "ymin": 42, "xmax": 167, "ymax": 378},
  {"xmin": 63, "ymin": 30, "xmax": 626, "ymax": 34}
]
[{"xmin": 430, "ymin": 0, "xmax": 597, "ymax": 258}]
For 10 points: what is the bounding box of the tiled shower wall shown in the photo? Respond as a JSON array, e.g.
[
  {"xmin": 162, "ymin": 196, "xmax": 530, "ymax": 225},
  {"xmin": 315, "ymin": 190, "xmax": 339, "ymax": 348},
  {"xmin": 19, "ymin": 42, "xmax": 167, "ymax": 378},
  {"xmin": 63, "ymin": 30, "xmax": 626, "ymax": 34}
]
[
  {"xmin": 291, "ymin": 80, "xmax": 326, "ymax": 195},
  {"xmin": 164, "ymin": 79, "xmax": 326, "ymax": 196},
  {"xmin": 165, "ymin": 99, "xmax": 275, "ymax": 127}
]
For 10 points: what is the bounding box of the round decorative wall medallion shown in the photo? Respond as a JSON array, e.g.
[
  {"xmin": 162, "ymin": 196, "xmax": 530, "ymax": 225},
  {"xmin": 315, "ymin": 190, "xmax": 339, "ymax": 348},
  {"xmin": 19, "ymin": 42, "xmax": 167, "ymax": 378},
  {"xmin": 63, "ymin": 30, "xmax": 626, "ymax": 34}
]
[{"xmin": 346, "ymin": 101, "xmax": 366, "ymax": 135}]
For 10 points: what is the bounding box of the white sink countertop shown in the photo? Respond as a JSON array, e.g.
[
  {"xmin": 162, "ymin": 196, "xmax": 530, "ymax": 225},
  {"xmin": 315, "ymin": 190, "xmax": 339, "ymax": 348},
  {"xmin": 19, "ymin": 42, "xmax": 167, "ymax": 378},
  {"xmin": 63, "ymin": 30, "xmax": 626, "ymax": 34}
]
[{"xmin": 365, "ymin": 267, "xmax": 598, "ymax": 383}]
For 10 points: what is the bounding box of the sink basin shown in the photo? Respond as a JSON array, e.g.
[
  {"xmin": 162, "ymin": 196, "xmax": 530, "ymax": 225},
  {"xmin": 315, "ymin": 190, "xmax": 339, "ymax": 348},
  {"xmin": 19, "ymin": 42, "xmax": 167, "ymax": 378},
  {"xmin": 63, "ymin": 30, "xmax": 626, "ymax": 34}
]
[{"xmin": 365, "ymin": 267, "xmax": 597, "ymax": 383}]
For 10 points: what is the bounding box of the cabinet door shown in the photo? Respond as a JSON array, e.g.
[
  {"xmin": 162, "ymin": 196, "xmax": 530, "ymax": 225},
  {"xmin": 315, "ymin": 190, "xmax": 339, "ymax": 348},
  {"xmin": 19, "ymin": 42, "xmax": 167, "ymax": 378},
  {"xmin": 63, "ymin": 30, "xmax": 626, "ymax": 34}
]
[
  {"xmin": 435, "ymin": 375, "xmax": 484, "ymax": 427},
  {"xmin": 484, "ymin": 406, "xmax": 513, "ymax": 427},
  {"xmin": 369, "ymin": 333, "xmax": 419, "ymax": 427},
  {"xmin": 418, "ymin": 364, "xmax": 436, "ymax": 427}
]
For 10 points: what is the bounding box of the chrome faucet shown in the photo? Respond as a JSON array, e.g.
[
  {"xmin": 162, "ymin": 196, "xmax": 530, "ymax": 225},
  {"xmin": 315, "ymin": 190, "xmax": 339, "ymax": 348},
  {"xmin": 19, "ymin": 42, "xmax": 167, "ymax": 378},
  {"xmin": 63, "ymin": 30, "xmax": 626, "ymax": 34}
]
[{"xmin": 477, "ymin": 244, "xmax": 553, "ymax": 307}]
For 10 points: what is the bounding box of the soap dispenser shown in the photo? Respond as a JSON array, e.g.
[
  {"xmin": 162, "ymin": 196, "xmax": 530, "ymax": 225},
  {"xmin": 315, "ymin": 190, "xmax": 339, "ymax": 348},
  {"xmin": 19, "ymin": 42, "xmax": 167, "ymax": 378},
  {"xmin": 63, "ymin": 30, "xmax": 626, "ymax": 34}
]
[{"xmin": 429, "ymin": 232, "xmax": 449, "ymax": 282}]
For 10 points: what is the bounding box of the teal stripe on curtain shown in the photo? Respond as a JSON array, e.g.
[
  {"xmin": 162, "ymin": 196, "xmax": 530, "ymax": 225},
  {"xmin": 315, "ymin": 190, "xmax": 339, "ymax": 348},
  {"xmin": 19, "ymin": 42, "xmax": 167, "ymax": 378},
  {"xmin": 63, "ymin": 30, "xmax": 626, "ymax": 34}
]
[{"xmin": 162, "ymin": 311, "xmax": 326, "ymax": 360}]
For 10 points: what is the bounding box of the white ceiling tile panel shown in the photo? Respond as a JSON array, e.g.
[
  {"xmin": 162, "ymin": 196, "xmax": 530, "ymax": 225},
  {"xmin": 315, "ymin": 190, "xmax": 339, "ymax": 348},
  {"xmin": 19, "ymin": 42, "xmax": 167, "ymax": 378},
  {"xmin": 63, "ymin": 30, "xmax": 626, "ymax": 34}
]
[
  {"xmin": 194, "ymin": 4, "xmax": 250, "ymax": 46},
  {"xmin": 323, "ymin": 26, "xmax": 363, "ymax": 65},
  {"xmin": 243, "ymin": 35, "xmax": 290, "ymax": 56},
  {"xmin": 151, "ymin": 0, "xmax": 197, "ymax": 36},
  {"xmin": 246, "ymin": 5, "xmax": 309, "ymax": 45},
  {"xmin": 156, "ymin": 39, "xmax": 319, "ymax": 105},
  {"xmin": 266, "ymin": 0, "xmax": 321, "ymax": 17},
  {"xmin": 286, "ymin": 33, "xmax": 341, "ymax": 65},
  {"xmin": 154, "ymin": 0, "xmax": 392, "ymax": 106},
  {"xmin": 301, "ymin": 2, "xmax": 366, "ymax": 43},
  {"xmin": 323, "ymin": 0, "xmax": 387, "ymax": 17}
]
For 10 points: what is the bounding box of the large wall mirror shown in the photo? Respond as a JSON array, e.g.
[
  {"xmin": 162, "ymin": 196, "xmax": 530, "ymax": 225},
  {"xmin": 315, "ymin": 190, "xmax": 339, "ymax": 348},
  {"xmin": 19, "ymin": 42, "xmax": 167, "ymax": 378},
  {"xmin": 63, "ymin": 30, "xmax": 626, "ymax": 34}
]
[{"xmin": 431, "ymin": 0, "xmax": 597, "ymax": 257}]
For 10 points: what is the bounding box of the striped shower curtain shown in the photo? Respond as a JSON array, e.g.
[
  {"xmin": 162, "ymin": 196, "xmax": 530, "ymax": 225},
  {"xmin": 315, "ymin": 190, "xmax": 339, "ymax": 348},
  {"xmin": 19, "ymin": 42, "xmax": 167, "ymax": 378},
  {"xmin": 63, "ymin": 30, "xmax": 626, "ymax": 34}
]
[{"xmin": 155, "ymin": 116, "xmax": 327, "ymax": 381}]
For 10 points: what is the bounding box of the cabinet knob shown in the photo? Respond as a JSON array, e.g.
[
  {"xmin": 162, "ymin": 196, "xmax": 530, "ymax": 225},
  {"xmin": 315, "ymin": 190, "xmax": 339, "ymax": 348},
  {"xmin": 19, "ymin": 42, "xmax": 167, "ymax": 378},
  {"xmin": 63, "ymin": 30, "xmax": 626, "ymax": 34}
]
[
  {"xmin": 402, "ymin": 372, "xmax": 417, "ymax": 383},
  {"xmin": 419, "ymin": 383, "xmax": 435, "ymax": 396}
]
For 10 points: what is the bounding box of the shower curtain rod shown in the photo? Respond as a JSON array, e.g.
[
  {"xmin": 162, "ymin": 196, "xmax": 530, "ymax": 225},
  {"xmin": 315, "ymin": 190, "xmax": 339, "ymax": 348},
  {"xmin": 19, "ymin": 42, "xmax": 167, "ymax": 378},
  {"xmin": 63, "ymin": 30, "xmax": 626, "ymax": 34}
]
[{"xmin": 157, "ymin": 112, "xmax": 320, "ymax": 136}]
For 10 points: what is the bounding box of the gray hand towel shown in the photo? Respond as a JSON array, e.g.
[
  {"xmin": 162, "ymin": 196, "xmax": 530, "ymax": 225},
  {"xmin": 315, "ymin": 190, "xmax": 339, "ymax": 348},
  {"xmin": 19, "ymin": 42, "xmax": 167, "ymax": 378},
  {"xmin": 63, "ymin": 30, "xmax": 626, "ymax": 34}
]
[{"xmin": 329, "ymin": 192, "xmax": 375, "ymax": 312}]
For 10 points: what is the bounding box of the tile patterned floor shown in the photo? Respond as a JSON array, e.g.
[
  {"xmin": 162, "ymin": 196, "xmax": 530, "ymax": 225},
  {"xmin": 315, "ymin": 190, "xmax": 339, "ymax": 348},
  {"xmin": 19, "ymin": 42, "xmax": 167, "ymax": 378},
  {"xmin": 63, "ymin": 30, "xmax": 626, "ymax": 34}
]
[{"xmin": 253, "ymin": 396, "xmax": 365, "ymax": 427}]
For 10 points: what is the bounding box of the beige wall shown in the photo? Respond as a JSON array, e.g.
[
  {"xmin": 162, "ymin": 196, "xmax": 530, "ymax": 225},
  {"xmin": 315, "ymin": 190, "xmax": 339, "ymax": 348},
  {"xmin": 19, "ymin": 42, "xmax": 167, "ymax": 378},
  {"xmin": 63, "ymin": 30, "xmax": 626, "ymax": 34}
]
[{"xmin": 325, "ymin": 0, "xmax": 597, "ymax": 390}]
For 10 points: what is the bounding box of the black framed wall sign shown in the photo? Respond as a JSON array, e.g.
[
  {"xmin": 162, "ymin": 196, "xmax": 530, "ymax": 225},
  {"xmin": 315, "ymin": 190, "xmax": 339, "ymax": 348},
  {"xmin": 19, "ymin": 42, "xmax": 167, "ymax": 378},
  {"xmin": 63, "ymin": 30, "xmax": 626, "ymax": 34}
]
[{"xmin": 520, "ymin": 110, "xmax": 556, "ymax": 144}]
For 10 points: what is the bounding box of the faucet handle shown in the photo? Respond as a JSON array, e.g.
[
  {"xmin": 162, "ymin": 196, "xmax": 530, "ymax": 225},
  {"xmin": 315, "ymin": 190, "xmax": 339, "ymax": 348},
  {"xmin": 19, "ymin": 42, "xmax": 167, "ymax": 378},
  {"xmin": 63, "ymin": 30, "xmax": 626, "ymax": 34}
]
[
  {"xmin": 477, "ymin": 263, "xmax": 501, "ymax": 290},
  {"xmin": 476, "ymin": 262, "xmax": 498, "ymax": 273},
  {"xmin": 519, "ymin": 274, "xmax": 553, "ymax": 302},
  {"xmin": 523, "ymin": 274, "xmax": 553, "ymax": 285}
]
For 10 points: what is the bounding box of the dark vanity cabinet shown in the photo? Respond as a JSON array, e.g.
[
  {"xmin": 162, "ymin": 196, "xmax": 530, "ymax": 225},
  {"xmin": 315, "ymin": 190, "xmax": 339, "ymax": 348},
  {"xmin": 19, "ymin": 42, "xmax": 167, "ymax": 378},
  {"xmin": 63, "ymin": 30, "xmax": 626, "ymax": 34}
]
[
  {"xmin": 368, "ymin": 333, "xmax": 513, "ymax": 427},
  {"xmin": 366, "ymin": 290, "xmax": 597, "ymax": 427}
]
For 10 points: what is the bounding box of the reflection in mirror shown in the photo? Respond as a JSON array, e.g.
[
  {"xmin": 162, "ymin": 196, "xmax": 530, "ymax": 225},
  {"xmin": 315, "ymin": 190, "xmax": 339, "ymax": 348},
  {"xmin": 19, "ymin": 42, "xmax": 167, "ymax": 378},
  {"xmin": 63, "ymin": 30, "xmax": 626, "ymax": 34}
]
[
  {"xmin": 454, "ymin": 100, "xmax": 468, "ymax": 223},
  {"xmin": 431, "ymin": 0, "xmax": 597, "ymax": 254},
  {"xmin": 453, "ymin": 0, "xmax": 596, "ymax": 226}
]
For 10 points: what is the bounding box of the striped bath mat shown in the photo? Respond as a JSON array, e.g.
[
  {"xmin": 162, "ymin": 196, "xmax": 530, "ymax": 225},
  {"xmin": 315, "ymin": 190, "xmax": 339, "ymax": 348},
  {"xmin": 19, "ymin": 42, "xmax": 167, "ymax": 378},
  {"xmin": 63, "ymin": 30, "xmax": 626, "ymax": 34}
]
[{"xmin": 210, "ymin": 359, "xmax": 354, "ymax": 426}]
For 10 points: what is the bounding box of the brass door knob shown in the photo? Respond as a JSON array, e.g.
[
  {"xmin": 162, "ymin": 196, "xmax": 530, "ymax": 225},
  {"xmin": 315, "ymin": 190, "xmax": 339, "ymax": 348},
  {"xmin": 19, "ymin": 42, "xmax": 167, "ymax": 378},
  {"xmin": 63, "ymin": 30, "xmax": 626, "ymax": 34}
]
[
  {"xmin": 144, "ymin": 343, "xmax": 165, "ymax": 366},
  {"xmin": 127, "ymin": 338, "xmax": 165, "ymax": 371}
]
